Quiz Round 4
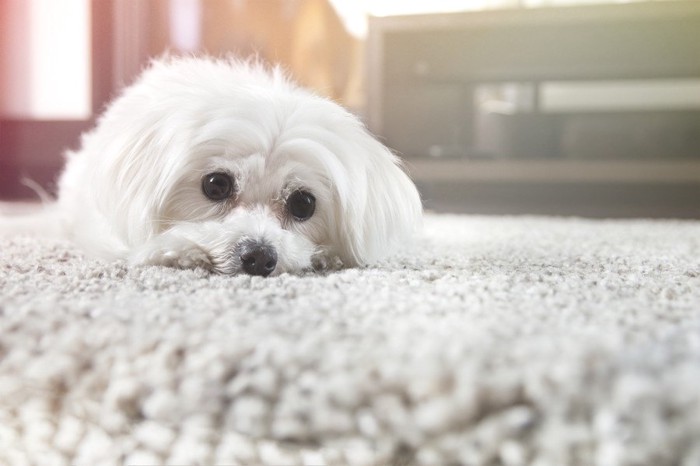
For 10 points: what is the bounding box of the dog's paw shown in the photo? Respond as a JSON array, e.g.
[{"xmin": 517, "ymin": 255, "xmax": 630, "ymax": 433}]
[
  {"xmin": 129, "ymin": 239, "xmax": 212, "ymax": 271},
  {"xmin": 310, "ymin": 253, "xmax": 343, "ymax": 272}
]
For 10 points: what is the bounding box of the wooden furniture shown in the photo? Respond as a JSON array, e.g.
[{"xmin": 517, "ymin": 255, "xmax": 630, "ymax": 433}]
[{"xmin": 367, "ymin": 1, "xmax": 700, "ymax": 217}]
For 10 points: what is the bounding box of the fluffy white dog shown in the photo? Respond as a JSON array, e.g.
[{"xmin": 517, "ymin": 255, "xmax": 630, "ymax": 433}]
[{"xmin": 3, "ymin": 57, "xmax": 422, "ymax": 276}]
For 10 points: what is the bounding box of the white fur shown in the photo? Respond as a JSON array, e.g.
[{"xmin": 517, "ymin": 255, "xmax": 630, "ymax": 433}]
[{"xmin": 1, "ymin": 57, "xmax": 422, "ymax": 275}]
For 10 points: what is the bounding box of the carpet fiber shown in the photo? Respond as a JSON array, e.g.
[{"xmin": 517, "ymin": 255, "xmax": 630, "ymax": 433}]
[{"xmin": 1, "ymin": 213, "xmax": 700, "ymax": 465}]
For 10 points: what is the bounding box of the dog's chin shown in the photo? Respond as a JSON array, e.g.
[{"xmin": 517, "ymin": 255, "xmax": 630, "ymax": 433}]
[
  {"xmin": 127, "ymin": 215, "xmax": 320, "ymax": 276},
  {"xmin": 206, "ymin": 233, "xmax": 320, "ymax": 277}
]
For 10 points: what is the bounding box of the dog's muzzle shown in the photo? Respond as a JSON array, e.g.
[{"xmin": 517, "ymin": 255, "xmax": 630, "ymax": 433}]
[{"xmin": 237, "ymin": 239, "xmax": 277, "ymax": 277}]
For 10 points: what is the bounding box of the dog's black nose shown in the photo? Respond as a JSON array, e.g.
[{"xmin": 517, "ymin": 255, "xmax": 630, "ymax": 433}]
[{"xmin": 238, "ymin": 241, "xmax": 277, "ymax": 277}]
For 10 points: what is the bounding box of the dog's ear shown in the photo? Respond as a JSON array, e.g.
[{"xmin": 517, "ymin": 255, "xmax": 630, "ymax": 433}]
[{"xmin": 335, "ymin": 132, "xmax": 422, "ymax": 266}]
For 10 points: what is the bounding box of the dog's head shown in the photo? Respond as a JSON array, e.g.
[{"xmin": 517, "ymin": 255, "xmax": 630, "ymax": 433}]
[{"xmin": 69, "ymin": 57, "xmax": 422, "ymax": 275}]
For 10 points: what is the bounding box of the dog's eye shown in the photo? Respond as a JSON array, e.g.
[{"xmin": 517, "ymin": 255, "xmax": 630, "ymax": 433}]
[
  {"xmin": 287, "ymin": 190, "xmax": 316, "ymax": 221},
  {"xmin": 202, "ymin": 172, "xmax": 235, "ymax": 201}
]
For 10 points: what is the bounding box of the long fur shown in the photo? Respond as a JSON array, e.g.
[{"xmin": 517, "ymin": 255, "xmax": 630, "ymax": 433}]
[{"xmin": 1, "ymin": 56, "xmax": 422, "ymax": 275}]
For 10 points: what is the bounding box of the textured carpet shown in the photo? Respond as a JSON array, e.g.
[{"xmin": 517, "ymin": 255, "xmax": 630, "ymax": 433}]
[{"xmin": 1, "ymin": 213, "xmax": 700, "ymax": 466}]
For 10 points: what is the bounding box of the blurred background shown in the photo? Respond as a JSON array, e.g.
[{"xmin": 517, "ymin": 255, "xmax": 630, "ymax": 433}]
[{"xmin": 1, "ymin": 0, "xmax": 699, "ymax": 218}]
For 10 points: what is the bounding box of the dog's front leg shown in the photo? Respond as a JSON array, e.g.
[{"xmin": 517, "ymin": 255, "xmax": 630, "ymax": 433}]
[{"xmin": 128, "ymin": 232, "xmax": 212, "ymax": 271}]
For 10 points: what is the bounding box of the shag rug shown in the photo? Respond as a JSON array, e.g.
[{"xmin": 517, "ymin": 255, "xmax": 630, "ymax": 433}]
[{"xmin": 1, "ymin": 213, "xmax": 700, "ymax": 466}]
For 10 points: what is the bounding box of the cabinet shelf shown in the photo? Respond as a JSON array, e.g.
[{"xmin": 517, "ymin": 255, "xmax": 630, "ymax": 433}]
[{"xmin": 405, "ymin": 159, "xmax": 700, "ymax": 184}]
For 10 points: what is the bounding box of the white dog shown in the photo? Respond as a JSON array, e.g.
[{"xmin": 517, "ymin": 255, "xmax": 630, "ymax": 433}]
[{"xmin": 2, "ymin": 57, "xmax": 422, "ymax": 276}]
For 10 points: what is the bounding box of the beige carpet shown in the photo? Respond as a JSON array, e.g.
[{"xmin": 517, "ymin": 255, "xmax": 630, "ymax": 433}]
[{"xmin": 1, "ymin": 213, "xmax": 700, "ymax": 465}]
